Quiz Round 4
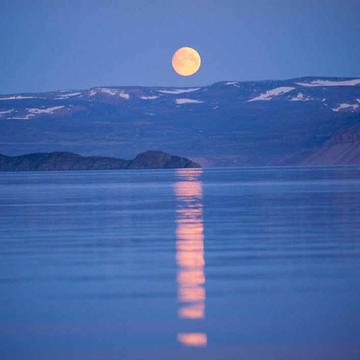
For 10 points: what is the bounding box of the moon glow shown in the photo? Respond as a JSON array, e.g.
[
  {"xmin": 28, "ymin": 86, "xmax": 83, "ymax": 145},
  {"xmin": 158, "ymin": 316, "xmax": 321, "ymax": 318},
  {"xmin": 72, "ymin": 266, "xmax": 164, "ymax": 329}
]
[{"xmin": 172, "ymin": 47, "xmax": 201, "ymax": 76}]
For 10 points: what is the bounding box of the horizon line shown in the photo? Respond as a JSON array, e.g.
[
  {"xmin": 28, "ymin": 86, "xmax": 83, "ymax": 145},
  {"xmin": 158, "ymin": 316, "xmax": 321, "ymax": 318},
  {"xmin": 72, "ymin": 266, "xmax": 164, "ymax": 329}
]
[{"xmin": 1, "ymin": 75, "xmax": 360, "ymax": 96}]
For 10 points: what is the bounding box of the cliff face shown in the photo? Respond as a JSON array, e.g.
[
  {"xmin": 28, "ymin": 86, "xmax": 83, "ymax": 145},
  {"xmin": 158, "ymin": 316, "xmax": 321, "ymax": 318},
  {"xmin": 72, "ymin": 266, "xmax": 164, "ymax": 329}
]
[{"xmin": 0, "ymin": 151, "xmax": 200, "ymax": 171}]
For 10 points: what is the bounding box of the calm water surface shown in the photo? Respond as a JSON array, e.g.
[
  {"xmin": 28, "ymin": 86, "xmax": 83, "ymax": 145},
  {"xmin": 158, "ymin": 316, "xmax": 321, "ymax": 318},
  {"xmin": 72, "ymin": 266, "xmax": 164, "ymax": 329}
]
[{"xmin": 1, "ymin": 167, "xmax": 360, "ymax": 360}]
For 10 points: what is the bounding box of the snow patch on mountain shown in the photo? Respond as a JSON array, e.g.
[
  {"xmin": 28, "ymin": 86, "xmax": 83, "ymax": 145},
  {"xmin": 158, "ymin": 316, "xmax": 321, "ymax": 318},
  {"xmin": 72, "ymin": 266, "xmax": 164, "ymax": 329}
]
[
  {"xmin": 290, "ymin": 92, "xmax": 313, "ymax": 102},
  {"xmin": 97, "ymin": 88, "xmax": 118, "ymax": 96},
  {"xmin": 332, "ymin": 103, "xmax": 360, "ymax": 112},
  {"xmin": 297, "ymin": 79, "xmax": 360, "ymax": 87},
  {"xmin": 176, "ymin": 98, "xmax": 204, "ymax": 104},
  {"xmin": 28, "ymin": 106, "xmax": 65, "ymax": 115},
  {"xmin": 55, "ymin": 92, "xmax": 82, "ymax": 99},
  {"xmin": 10, "ymin": 106, "xmax": 65, "ymax": 119},
  {"xmin": 11, "ymin": 115, "xmax": 34, "ymax": 120},
  {"xmin": 226, "ymin": 82, "xmax": 240, "ymax": 88},
  {"xmin": 159, "ymin": 88, "xmax": 200, "ymax": 95},
  {"xmin": 140, "ymin": 95, "xmax": 159, "ymax": 100},
  {"xmin": 118, "ymin": 91, "xmax": 130, "ymax": 100},
  {"xmin": 0, "ymin": 95, "xmax": 35, "ymax": 101},
  {"xmin": 0, "ymin": 109, "xmax": 14, "ymax": 117},
  {"xmin": 248, "ymin": 87, "xmax": 295, "ymax": 102},
  {"xmin": 89, "ymin": 88, "xmax": 130, "ymax": 99}
]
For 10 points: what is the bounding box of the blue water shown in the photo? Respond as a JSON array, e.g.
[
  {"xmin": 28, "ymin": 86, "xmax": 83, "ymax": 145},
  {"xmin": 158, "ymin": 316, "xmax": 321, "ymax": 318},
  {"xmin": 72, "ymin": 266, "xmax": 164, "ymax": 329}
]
[{"xmin": 1, "ymin": 167, "xmax": 360, "ymax": 360}]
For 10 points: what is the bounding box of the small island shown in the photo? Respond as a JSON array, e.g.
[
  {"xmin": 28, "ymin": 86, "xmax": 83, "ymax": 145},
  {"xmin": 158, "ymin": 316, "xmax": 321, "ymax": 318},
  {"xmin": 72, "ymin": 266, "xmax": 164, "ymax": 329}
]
[{"xmin": 0, "ymin": 150, "xmax": 200, "ymax": 171}]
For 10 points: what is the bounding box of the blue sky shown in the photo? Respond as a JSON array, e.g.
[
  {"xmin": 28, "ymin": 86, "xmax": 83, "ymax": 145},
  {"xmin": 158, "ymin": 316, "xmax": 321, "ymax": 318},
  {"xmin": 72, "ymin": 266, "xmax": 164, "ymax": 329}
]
[{"xmin": 0, "ymin": 0, "xmax": 359, "ymax": 93}]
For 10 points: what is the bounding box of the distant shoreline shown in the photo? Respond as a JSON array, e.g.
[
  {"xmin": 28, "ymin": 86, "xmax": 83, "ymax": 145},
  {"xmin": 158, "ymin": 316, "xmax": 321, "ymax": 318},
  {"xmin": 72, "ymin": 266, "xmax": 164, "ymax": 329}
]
[{"xmin": 0, "ymin": 150, "xmax": 200, "ymax": 172}]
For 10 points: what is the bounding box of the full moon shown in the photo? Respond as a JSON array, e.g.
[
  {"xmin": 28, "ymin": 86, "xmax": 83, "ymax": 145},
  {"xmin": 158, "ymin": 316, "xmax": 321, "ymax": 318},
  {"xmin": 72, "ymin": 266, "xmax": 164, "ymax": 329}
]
[{"xmin": 172, "ymin": 47, "xmax": 201, "ymax": 76}]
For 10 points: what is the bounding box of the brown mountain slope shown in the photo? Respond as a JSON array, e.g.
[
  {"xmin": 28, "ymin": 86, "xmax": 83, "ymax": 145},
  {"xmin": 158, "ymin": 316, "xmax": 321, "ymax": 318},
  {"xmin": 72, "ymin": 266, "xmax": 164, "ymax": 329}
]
[{"xmin": 302, "ymin": 130, "xmax": 360, "ymax": 165}]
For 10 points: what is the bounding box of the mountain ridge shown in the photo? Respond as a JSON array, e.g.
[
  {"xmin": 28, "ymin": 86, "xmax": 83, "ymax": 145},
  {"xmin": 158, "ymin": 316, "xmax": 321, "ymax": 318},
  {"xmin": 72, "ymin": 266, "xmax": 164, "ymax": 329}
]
[
  {"xmin": 1, "ymin": 76, "xmax": 360, "ymax": 96},
  {"xmin": 1, "ymin": 76, "xmax": 360, "ymax": 166}
]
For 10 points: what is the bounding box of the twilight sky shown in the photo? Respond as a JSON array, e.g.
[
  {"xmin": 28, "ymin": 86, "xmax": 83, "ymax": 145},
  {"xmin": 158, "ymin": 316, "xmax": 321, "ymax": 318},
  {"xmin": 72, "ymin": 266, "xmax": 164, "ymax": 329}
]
[{"xmin": 1, "ymin": 0, "xmax": 360, "ymax": 94}]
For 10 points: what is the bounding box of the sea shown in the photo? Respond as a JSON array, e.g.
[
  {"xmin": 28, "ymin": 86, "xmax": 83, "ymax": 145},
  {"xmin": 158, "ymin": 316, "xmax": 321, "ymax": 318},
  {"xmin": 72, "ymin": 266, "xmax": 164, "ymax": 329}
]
[{"xmin": 1, "ymin": 167, "xmax": 360, "ymax": 360}]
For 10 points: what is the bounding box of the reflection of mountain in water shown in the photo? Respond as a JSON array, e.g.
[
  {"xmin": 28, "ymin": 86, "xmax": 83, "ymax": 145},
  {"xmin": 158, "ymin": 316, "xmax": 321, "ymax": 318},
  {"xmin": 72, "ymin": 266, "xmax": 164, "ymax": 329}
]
[{"xmin": 174, "ymin": 168, "xmax": 207, "ymax": 348}]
